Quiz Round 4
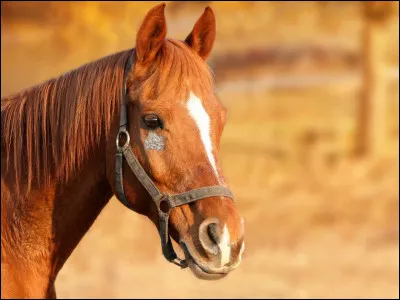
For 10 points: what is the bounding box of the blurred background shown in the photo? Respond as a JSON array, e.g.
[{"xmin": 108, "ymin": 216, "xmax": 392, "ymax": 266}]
[{"xmin": 1, "ymin": 1, "xmax": 399, "ymax": 298}]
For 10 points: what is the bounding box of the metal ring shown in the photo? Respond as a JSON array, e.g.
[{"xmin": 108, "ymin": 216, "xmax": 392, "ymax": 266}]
[
  {"xmin": 116, "ymin": 128, "xmax": 130, "ymax": 151},
  {"xmin": 157, "ymin": 195, "xmax": 171, "ymax": 215}
]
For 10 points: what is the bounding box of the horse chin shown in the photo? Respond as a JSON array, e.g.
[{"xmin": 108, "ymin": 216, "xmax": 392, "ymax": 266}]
[
  {"xmin": 180, "ymin": 242, "xmax": 228, "ymax": 281},
  {"xmin": 186, "ymin": 257, "xmax": 228, "ymax": 281}
]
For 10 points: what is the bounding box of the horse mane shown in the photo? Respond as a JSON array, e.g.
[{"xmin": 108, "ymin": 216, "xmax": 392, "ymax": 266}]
[
  {"xmin": 1, "ymin": 49, "xmax": 132, "ymax": 195},
  {"xmin": 1, "ymin": 39, "xmax": 215, "ymax": 197}
]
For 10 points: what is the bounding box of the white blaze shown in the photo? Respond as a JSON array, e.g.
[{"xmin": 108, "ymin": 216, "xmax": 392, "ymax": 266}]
[
  {"xmin": 186, "ymin": 91, "xmax": 220, "ymax": 182},
  {"xmin": 219, "ymin": 224, "xmax": 231, "ymax": 266},
  {"xmin": 187, "ymin": 91, "xmax": 232, "ymax": 266}
]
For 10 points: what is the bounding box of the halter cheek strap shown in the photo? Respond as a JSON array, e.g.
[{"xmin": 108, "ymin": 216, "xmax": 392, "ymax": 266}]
[{"xmin": 114, "ymin": 52, "xmax": 235, "ymax": 269}]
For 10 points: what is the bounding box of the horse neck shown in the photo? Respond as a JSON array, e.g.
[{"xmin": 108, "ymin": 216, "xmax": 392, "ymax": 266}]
[{"xmin": 1, "ymin": 138, "xmax": 113, "ymax": 284}]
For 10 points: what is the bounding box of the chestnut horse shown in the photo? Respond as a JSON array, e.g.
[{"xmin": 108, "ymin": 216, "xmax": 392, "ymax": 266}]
[{"xmin": 1, "ymin": 3, "xmax": 245, "ymax": 298}]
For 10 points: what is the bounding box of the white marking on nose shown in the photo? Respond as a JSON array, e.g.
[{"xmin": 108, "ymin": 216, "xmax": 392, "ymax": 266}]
[
  {"xmin": 239, "ymin": 241, "xmax": 245, "ymax": 258},
  {"xmin": 218, "ymin": 224, "xmax": 231, "ymax": 266},
  {"xmin": 186, "ymin": 91, "xmax": 220, "ymax": 183},
  {"xmin": 230, "ymin": 241, "xmax": 245, "ymax": 268},
  {"xmin": 238, "ymin": 218, "xmax": 245, "ymax": 260}
]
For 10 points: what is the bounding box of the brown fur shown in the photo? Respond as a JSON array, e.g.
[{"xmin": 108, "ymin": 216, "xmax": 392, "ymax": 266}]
[{"xmin": 1, "ymin": 4, "xmax": 244, "ymax": 298}]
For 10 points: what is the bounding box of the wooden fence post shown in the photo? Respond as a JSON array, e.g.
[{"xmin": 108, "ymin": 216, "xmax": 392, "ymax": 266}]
[{"xmin": 355, "ymin": 1, "xmax": 396, "ymax": 157}]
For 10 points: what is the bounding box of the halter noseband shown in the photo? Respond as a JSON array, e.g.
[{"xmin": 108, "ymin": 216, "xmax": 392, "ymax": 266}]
[{"xmin": 114, "ymin": 52, "xmax": 235, "ymax": 268}]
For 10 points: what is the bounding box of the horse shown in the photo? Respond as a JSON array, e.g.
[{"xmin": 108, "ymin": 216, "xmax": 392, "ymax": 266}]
[{"xmin": 1, "ymin": 3, "xmax": 245, "ymax": 298}]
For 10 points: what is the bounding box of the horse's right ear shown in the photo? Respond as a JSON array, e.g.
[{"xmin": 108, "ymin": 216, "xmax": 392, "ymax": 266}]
[{"xmin": 135, "ymin": 3, "xmax": 167, "ymax": 65}]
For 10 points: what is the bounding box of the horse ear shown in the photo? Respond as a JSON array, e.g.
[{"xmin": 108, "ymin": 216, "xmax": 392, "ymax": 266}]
[
  {"xmin": 184, "ymin": 6, "xmax": 216, "ymax": 61},
  {"xmin": 135, "ymin": 3, "xmax": 167, "ymax": 64}
]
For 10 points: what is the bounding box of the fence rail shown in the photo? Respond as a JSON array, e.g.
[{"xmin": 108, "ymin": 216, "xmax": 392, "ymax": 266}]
[{"xmin": 217, "ymin": 68, "xmax": 399, "ymax": 94}]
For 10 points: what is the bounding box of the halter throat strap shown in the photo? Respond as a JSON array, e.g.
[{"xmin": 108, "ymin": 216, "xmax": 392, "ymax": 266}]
[{"xmin": 114, "ymin": 52, "xmax": 235, "ymax": 269}]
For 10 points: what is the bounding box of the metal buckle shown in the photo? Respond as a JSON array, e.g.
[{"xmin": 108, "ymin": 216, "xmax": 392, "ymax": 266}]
[{"xmin": 116, "ymin": 128, "xmax": 130, "ymax": 151}]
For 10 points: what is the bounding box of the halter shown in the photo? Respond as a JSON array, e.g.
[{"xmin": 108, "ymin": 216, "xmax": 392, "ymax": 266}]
[{"xmin": 114, "ymin": 52, "xmax": 235, "ymax": 268}]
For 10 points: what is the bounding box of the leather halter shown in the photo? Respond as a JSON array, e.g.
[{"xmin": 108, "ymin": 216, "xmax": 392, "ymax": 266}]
[{"xmin": 114, "ymin": 52, "xmax": 235, "ymax": 268}]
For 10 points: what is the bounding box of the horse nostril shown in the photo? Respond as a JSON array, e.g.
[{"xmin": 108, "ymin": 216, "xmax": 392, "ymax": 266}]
[
  {"xmin": 199, "ymin": 218, "xmax": 220, "ymax": 256},
  {"xmin": 207, "ymin": 223, "xmax": 220, "ymax": 244}
]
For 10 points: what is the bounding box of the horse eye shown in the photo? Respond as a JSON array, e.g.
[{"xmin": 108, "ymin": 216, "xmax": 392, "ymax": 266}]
[{"xmin": 143, "ymin": 114, "xmax": 163, "ymax": 129}]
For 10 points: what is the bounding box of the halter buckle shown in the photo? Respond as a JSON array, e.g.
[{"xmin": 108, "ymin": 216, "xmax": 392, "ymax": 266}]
[{"xmin": 116, "ymin": 128, "xmax": 130, "ymax": 151}]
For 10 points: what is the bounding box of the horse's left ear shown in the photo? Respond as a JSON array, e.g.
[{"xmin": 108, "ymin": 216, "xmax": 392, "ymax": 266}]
[{"xmin": 184, "ymin": 6, "xmax": 216, "ymax": 61}]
